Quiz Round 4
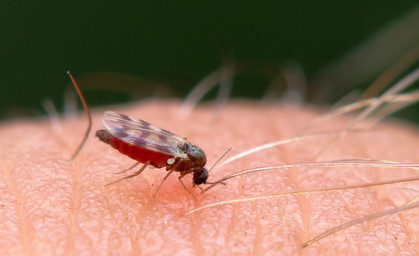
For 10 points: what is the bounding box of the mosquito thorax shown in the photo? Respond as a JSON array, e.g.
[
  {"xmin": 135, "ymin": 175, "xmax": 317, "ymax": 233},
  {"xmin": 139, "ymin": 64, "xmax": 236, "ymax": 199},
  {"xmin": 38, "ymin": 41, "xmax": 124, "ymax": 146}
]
[{"xmin": 183, "ymin": 144, "xmax": 207, "ymax": 167}]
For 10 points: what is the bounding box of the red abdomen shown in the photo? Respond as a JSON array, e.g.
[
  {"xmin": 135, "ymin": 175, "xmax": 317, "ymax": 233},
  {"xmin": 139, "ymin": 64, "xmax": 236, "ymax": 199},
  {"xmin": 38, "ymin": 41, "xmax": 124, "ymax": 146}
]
[{"xmin": 109, "ymin": 136, "xmax": 172, "ymax": 168}]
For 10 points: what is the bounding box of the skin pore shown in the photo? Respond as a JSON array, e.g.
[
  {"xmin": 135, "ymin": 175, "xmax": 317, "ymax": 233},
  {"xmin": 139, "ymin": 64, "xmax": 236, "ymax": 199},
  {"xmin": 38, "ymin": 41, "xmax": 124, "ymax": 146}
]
[{"xmin": 0, "ymin": 100, "xmax": 418, "ymax": 255}]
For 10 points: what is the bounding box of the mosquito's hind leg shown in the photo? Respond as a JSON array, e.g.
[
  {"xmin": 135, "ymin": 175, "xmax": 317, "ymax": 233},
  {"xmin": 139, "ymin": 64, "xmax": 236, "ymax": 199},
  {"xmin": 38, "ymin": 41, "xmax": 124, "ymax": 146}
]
[
  {"xmin": 105, "ymin": 162, "xmax": 149, "ymax": 186},
  {"xmin": 114, "ymin": 162, "xmax": 141, "ymax": 175}
]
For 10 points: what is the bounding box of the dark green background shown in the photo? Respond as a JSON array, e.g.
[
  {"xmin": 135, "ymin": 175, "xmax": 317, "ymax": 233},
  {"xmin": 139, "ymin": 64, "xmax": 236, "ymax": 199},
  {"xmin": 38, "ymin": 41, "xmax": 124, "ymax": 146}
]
[{"xmin": 1, "ymin": 1, "xmax": 418, "ymax": 122}]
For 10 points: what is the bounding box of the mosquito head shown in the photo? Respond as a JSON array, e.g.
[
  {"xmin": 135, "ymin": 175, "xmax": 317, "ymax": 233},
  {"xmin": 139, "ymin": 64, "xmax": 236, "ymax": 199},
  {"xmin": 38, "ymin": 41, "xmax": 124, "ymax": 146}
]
[{"xmin": 193, "ymin": 167, "xmax": 208, "ymax": 185}]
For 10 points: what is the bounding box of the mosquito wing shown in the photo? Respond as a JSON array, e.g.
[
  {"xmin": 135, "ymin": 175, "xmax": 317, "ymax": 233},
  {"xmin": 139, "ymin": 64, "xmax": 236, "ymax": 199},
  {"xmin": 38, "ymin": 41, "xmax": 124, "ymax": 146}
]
[{"xmin": 103, "ymin": 111, "xmax": 188, "ymax": 158}]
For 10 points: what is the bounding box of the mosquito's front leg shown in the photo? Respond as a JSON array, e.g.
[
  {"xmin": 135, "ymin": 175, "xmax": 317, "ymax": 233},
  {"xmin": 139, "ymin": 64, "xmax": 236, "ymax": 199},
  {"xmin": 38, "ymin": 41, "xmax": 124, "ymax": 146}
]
[
  {"xmin": 152, "ymin": 159, "xmax": 184, "ymax": 203},
  {"xmin": 152, "ymin": 169, "xmax": 175, "ymax": 203},
  {"xmin": 178, "ymin": 171, "xmax": 197, "ymax": 199}
]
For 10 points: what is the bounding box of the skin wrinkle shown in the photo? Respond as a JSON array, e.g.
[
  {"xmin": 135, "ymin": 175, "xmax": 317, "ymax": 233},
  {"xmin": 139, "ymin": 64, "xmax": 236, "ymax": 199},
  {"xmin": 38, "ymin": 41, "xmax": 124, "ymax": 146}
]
[
  {"xmin": 399, "ymin": 207, "xmax": 415, "ymax": 252},
  {"xmin": 72, "ymin": 156, "xmax": 101, "ymax": 254},
  {"xmin": 274, "ymin": 116, "xmax": 306, "ymax": 247},
  {"xmin": 15, "ymin": 125, "xmax": 70, "ymax": 253},
  {"xmin": 280, "ymin": 133, "xmax": 309, "ymax": 251},
  {"xmin": 225, "ymin": 194, "xmax": 242, "ymax": 252},
  {"xmin": 366, "ymin": 135, "xmax": 384, "ymax": 220},
  {"xmin": 3, "ymin": 163, "xmax": 31, "ymax": 255},
  {"xmin": 0, "ymin": 100, "xmax": 418, "ymax": 255},
  {"xmin": 387, "ymin": 200, "xmax": 412, "ymax": 251},
  {"xmin": 250, "ymin": 204, "xmax": 260, "ymax": 255}
]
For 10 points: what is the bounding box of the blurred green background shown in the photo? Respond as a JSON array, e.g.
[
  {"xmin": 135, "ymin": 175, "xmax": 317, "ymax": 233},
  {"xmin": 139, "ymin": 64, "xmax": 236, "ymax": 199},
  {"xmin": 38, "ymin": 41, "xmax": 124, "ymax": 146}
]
[{"xmin": 1, "ymin": 1, "xmax": 418, "ymax": 122}]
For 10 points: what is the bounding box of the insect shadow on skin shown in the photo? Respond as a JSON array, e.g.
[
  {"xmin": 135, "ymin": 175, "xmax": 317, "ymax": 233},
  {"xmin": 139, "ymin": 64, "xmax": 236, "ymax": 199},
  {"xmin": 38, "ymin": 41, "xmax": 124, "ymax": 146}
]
[{"xmin": 68, "ymin": 71, "xmax": 227, "ymax": 203}]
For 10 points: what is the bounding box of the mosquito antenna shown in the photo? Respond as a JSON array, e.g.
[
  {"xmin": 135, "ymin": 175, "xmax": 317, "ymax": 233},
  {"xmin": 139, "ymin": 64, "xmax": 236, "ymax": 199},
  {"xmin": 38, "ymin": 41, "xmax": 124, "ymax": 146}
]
[
  {"xmin": 67, "ymin": 71, "xmax": 92, "ymax": 160},
  {"xmin": 208, "ymin": 147, "xmax": 232, "ymax": 173},
  {"xmin": 202, "ymin": 147, "xmax": 232, "ymax": 187}
]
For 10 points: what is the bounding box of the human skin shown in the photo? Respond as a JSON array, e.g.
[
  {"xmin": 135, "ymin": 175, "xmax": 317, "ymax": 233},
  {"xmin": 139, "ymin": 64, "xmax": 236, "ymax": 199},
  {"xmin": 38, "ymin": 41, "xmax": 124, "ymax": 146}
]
[{"xmin": 0, "ymin": 100, "xmax": 418, "ymax": 255}]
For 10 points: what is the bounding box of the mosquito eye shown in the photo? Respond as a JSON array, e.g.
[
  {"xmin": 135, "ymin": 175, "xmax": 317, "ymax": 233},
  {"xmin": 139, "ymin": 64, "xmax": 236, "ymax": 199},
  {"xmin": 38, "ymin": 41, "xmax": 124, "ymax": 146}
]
[{"xmin": 193, "ymin": 168, "xmax": 208, "ymax": 185}]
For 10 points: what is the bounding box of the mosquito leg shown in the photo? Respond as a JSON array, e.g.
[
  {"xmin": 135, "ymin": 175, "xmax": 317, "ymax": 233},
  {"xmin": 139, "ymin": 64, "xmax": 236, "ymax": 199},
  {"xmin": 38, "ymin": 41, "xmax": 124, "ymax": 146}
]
[
  {"xmin": 152, "ymin": 169, "xmax": 175, "ymax": 204},
  {"xmin": 105, "ymin": 162, "xmax": 149, "ymax": 186},
  {"xmin": 196, "ymin": 184, "xmax": 204, "ymax": 193},
  {"xmin": 178, "ymin": 172, "xmax": 197, "ymax": 199},
  {"xmin": 114, "ymin": 162, "xmax": 141, "ymax": 175},
  {"xmin": 152, "ymin": 159, "xmax": 184, "ymax": 203}
]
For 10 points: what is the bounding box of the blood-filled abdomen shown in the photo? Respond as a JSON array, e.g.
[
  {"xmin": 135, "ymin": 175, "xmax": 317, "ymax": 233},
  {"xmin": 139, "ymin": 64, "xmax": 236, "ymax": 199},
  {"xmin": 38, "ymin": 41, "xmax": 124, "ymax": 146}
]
[{"xmin": 96, "ymin": 129, "xmax": 172, "ymax": 168}]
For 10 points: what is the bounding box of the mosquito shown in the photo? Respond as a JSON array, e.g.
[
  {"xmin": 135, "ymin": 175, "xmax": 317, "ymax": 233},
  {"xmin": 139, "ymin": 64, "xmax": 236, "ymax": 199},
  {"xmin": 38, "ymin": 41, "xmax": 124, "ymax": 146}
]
[{"xmin": 67, "ymin": 71, "xmax": 226, "ymax": 202}]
